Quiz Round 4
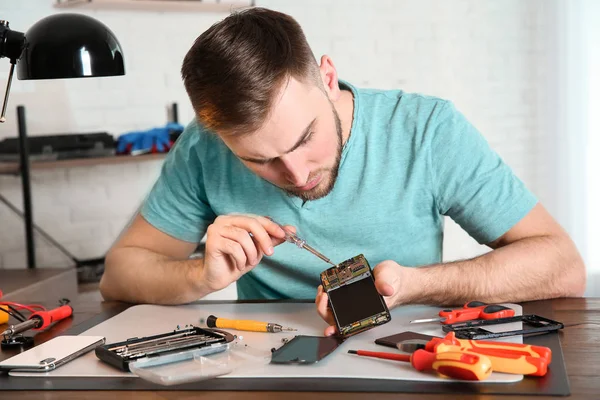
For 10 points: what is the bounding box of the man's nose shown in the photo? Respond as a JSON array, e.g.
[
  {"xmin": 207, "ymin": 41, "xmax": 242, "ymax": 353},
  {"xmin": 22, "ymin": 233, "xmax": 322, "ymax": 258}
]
[{"xmin": 278, "ymin": 154, "xmax": 309, "ymax": 186}]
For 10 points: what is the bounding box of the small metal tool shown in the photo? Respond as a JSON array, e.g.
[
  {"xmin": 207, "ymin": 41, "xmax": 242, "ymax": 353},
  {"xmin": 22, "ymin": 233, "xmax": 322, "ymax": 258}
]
[
  {"xmin": 268, "ymin": 218, "xmax": 336, "ymax": 266},
  {"xmin": 1, "ymin": 319, "xmax": 39, "ymax": 337}
]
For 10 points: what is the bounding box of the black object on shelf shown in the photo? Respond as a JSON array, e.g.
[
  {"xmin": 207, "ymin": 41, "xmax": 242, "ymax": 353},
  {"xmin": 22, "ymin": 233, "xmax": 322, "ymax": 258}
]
[
  {"xmin": 0, "ymin": 132, "xmax": 115, "ymax": 162},
  {"xmin": 171, "ymin": 102, "xmax": 179, "ymax": 124}
]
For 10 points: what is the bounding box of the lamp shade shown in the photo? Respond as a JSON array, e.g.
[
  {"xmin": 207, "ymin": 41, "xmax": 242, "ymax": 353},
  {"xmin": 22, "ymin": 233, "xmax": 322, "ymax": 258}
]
[{"xmin": 17, "ymin": 13, "xmax": 125, "ymax": 80}]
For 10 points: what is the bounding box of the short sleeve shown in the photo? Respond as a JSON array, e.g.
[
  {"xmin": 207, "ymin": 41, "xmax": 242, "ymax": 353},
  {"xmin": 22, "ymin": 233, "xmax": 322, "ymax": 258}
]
[
  {"xmin": 429, "ymin": 101, "xmax": 537, "ymax": 244},
  {"xmin": 140, "ymin": 123, "xmax": 216, "ymax": 243}
]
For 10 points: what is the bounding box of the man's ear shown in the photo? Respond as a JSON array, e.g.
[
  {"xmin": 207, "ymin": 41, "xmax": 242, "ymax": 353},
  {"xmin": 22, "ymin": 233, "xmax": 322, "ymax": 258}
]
[{"xmin": 318, "ymin": 55, "xmax": 341, "ymax": 102}]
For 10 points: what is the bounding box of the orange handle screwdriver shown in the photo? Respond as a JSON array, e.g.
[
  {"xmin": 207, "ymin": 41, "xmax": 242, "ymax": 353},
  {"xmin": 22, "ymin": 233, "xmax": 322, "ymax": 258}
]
[
  {"xmin": 425, "ymin": 332, "xmax": 552, "ymax": 362},
  {"xmin": 410, "ymin": 301, "xmax": 515, "ymax": 325},
  {"xmin": 400, "ymin": 332, "xmax": 551, "ymax": 376},
  {"xmin": 434, "ymin": 342, "xmax": 548, "ymax": 376},
  {"xmin": 348, "ymin": 349, "xmax": 492, "ymax": 381}
]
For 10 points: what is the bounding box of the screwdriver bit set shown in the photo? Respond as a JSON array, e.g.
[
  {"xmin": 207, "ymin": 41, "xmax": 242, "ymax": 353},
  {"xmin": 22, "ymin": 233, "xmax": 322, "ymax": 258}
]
[{"xmin": 95, "ymin": 325, "xmax": 235, "ymax": 372}]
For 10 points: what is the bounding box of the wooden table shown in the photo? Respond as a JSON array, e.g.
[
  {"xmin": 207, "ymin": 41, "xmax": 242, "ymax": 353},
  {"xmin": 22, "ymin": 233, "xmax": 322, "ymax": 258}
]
[{"xmin": 1, "ymin": 297, "xmax": 598, "ymax": 399}]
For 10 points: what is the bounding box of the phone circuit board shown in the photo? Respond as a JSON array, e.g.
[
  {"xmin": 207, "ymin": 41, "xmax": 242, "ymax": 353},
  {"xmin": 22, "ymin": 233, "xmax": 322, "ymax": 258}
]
[{"xmin": 320, "ymin": 254, "xmax": 391, "ymax": 337}]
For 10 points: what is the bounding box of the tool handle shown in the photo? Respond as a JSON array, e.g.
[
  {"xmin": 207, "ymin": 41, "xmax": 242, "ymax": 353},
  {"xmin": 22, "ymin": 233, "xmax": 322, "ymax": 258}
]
[
  {"xmin": 30, "ymin": 304, "xmax": 73, "ymax": 330},
  {"xmin": 463, "ymin": 338, "xmax": 551, "ymax": 361},
  {"xmin": 464, "ymin": 301, "xmax": 488, "ymax": 308},
  {"xmin": 478, "ymin": 304, "xmax": 515, "ymax": 320},
  {"xmin": 0, "ymin": 305, "xmax": 9, "ymax": 324},
  {"xmin": 206, "ymin": 315, "xmax": 268, "ymax": 332},
  {"xmin": 426, "ymin": 332, "xmax": 552, "ymax": 362},
  {"xmin": 410, "ymin": 349, "xmax": 492, "ymax": 381},
  {"xmin": 434, "ymin": 343, "xmax": 548, "ymax": 376},
  {"xmin": 439, "ymin": 308, "xmax": 483, "ymax": 324},
  {"xmin": 440, "ymin": 303, "xmax": 515, "ymax": 324},
  {"xmin": 463, "ymin": 301, "xmax": 516, "ymax": 319}
]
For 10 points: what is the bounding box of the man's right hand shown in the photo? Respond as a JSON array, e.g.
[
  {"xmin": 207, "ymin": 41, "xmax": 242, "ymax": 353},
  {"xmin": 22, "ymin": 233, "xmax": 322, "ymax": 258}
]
[{"xmin": 199, "ymin": 214, "xmax": 295, "ymax": 292}]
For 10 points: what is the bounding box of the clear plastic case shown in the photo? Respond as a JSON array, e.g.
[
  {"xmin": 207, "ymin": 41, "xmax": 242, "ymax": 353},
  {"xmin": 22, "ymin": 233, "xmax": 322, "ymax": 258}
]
[{"xmin": 128, "ymin": 341, "xmax": 271, "ymax": 386}]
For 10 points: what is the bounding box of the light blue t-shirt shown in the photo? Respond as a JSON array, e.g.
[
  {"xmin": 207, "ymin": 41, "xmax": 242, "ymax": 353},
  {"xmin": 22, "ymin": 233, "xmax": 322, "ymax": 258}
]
[{"xmin": 141, "ymin": 81, "xmax": 537, "ymax": 300}]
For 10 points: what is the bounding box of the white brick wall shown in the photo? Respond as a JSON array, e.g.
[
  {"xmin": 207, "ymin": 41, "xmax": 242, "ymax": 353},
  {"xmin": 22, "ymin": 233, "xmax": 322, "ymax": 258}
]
[{"xmin": 0, "ymin": 1, "xmax": 565, "ymax": 296}]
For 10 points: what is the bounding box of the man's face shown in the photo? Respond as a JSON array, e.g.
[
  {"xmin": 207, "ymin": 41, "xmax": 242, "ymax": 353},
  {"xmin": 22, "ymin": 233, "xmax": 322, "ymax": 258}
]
[{"xmin": 220, "ymin": 77, "xmax": 343, "ymax": 202}]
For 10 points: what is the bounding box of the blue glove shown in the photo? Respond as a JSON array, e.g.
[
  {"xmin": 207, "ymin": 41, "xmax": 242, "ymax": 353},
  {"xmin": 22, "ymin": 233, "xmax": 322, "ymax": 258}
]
[{"xmin": 117, "ymin": 123, "xmax": 184, "ymax": 154}]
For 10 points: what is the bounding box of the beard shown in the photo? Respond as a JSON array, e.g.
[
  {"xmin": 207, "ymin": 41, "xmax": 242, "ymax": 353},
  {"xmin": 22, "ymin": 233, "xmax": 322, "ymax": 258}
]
[{"xmin": 283, "ymin": 104, "xmax": 343, "ymax": 202}]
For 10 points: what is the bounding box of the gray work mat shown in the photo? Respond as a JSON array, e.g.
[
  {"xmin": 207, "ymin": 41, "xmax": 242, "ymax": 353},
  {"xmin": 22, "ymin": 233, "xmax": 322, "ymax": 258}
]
[
  {"xmin": 11, "ymin": 303, "xmax": 523, "ymax": 381},
  {"xmin": 1, "ymin": 301, "xmax": 570, "ymax": 395}
]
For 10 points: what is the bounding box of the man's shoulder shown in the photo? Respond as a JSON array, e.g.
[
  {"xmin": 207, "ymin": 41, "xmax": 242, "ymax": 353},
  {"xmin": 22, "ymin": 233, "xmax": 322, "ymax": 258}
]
[
  {"xmin": 360, "ymin": 86, "xmax": 449, "ymax": 110},
  {"xmin": 349, "ymin": 83, "xmax": 454, "ymax": 135},
  {"xmin": 351, "ymin": 83, "xmax": 450, "ymax": 120}
]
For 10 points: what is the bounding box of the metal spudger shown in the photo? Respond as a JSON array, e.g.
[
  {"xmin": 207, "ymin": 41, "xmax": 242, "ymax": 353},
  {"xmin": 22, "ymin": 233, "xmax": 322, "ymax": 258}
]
[{"xmin": 268, "ymin": 218, "xmax": 335, "ymax": 266}]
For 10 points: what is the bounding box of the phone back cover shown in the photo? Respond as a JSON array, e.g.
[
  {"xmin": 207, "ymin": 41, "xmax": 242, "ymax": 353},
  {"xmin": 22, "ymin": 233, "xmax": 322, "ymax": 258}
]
[{"xmin": 0, "ymin": 335, "xmax": 105, "ymax": 372}]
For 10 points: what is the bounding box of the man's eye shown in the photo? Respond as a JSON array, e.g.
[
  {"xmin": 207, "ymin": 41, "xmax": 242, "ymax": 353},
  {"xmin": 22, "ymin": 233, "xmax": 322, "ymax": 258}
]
[{"xmin": 303, "ymin": 131, "xmax": 315, "ymax": 144}]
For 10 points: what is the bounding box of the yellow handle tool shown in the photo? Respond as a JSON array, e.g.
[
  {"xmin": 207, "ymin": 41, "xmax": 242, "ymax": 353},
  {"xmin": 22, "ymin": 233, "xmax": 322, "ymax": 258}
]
[
  {"xmin": 205, "ymin": 315, "xmax": 297, "ymax": 333},
  {"xmin": 0, "ymin": 305, "xmax": 9, "ymax": 325}
]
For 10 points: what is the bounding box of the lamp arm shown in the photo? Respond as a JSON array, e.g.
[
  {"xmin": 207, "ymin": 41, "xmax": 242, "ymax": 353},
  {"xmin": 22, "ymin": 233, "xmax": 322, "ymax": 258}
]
[{"xmin": 0, "ymin": 20, "xmax": 25, "ymax": 123}]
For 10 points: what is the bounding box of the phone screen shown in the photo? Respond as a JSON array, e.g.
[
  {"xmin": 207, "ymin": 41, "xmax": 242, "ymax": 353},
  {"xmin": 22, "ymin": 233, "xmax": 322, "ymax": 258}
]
[
  {"xmin": 320, "ymin": 254, "xmax": 391, "ymax": 337},
  {"xmin": 270, "ymin": 335, "xmax": 344, "ymax": 364},
  {"xmin": 328, "ymin": 274, "xmax": 387, "ymax": 327},
  {"xmin": 375, "ymin": 331, "xmax": 436, "ymax": 349}
]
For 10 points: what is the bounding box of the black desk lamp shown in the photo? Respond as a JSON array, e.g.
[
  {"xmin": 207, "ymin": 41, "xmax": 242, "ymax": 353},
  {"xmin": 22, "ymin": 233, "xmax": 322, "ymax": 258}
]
[
  {"xmin": 0, "ymin": 13, "xmax": 125, "ymax": 268},
  {"xmin": 0, "ymin": 13, "xmax": 125, "ymax": 120}
]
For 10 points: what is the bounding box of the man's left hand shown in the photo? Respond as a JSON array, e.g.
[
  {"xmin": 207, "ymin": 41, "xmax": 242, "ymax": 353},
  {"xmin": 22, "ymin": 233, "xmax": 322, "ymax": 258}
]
[{"xmin": 315, "ymin": 260, "xmax": 405, "ymax": 336}]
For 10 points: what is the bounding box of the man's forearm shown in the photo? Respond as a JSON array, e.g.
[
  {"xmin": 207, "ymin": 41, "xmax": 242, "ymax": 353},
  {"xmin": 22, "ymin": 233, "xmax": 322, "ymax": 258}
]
[
  {"xmin": 397, "ymin": 234, "xmax": 586, "ymax": 306},
  {"xmin": 100, "ymin": 247, "xmax": 212, "ymax": 304}
]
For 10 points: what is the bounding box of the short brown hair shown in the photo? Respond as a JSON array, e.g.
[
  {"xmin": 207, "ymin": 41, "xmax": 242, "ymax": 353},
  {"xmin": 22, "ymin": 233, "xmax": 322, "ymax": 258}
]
[{"xmin": 181, "ymin": 7, "xmax": 320, "ymax": 136}]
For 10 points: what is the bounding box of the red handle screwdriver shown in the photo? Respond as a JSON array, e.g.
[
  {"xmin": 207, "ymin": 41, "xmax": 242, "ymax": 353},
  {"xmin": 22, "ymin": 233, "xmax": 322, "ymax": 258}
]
[
  {"xmin": 30, "ymin": 304, "xmax": 73, "ymax": 330},
  {"xmin": 410, "ymin": 301, "xmax": 515, "ymax": 325},
  {"xmin": 348, "ymin": 349, "xmax": 492, "ymax": 381}
]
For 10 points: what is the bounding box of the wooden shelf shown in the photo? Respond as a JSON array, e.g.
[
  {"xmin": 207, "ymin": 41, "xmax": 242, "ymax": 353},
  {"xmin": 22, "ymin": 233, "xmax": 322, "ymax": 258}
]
[
  {"xmin": 53, "ymin": 0, "xmax": 253, "ymax": 12},
  {"xmin": 0, "ymin": 153, "xmax": 167, "ymax": 175}
]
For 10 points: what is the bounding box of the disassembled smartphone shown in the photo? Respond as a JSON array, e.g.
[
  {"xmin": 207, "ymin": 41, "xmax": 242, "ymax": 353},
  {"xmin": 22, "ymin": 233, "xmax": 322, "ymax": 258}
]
[{"xmin": 320, "ymin": 254, "xmax": 391, "ymax": 337}]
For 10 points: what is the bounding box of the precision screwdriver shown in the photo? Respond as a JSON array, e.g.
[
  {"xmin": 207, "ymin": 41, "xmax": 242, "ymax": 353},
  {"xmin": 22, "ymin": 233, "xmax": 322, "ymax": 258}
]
[
  {"xmin": 204, "ymin": 314, "xmax": 297, "ymax": 333},
  {"xmin": 267, "ymin": 217, "xmax": 335, "ymax": 266}
]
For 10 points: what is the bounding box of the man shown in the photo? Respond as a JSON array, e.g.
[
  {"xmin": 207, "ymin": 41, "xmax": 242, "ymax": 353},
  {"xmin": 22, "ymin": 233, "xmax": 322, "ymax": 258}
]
[{"xmin": 100, "ymin": 8, "xmax": 585, "ymax": 336}]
